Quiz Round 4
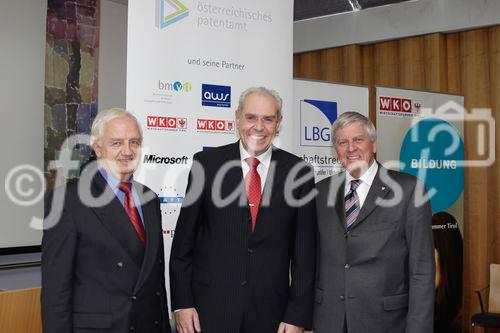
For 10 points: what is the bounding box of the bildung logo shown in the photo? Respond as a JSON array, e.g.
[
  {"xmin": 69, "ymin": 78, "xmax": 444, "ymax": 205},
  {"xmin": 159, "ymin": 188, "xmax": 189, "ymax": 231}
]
[
  {"xmin": 300, "ymin": 99, "xmax": 338, "ymax": 147},
  {"xmin": 157, "ymin": 0, "xmax": 189, "ymax": 29}
]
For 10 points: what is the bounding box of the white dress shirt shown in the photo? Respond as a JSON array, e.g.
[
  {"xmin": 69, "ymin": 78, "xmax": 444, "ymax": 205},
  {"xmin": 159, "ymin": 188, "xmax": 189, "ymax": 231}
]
[
  {"xmin": 239, "ymin": 141, "xmax": 273, "ymax": 192},
  {"xmin": 344, "ymin": 161, "xmax": 378, "ymax": 209}
]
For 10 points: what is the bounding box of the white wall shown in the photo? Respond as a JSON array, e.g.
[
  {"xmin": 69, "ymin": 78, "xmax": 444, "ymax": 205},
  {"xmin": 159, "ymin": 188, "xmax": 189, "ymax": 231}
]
[
  {"xmin": 98, "ymin": 0, "xmax": 128, "ymax": 111},
  {"xmin": 0, "ymin": 0, "xmax": 127, "ymax": 289},
  {"xmin": 0, "ymin": 0, "xmax": 46, "ymax": 250},
  {"xmin": 294, "ymin": 0, "xmax": 500, "ymax": 53}
]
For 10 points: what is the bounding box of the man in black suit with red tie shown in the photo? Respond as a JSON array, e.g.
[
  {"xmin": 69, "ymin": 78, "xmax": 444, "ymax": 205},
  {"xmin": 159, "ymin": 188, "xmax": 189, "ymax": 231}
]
[
  {"xmin": 170, "ymin": 87, "xmax": 317, "ymax": 333},
  {"xmin": 41, "ymin": 108, "xmax": 171, "ymax": 332}
]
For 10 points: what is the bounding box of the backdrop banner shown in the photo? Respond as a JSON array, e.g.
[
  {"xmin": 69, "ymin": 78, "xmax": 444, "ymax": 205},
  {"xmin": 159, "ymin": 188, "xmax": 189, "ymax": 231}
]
[
  {"xmin": 293, "ymin": 79, "xmax": 369, "ymax": 182},
  {"xmin": 126, "ymin": 0, "xmax": 293, "ymax": 311},
  {"xmin": 376, "ymin": 86, "xmax": 465, "ymax": 332}
]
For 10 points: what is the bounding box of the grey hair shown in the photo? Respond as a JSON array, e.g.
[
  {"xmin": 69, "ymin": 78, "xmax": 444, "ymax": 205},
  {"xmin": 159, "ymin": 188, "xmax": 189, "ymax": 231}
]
[
  {"xmin": 331, "ymin": 111, "xmax": 377, "ymax": 145},
  {"xmin": 90, "ymin": 108, "xmax": 142, "ymax": 146},
  {"xmin": 236, "ymin": 87, "xmax": 283, "ymax": 118}
]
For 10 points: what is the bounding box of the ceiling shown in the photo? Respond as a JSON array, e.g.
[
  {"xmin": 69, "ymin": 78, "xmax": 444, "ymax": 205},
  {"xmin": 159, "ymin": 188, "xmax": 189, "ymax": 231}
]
[
  {"xmin": 110, "ymin": 0, "xmax": 416, "ymax": 21},
  {"xmin": 294, "ymin": 0, "xmax": 415, "ymax": 21}
]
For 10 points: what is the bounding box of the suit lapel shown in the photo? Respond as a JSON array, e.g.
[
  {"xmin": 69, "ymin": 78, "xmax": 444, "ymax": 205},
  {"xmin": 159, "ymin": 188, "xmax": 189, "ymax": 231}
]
[
  {"xmin": 133, "ymin": 183, "xmax": 159, "ymax": 293},
  {"xmin": 89, "ymin": 172, "xmax": 144, "ymax": 268},
  {"xmin": 220, "ymin": 142, "xmax": 247, "ymax": 207},
  {"xmin": 350, "ymin": 166, "xmax": 391, "ymax": 230}
]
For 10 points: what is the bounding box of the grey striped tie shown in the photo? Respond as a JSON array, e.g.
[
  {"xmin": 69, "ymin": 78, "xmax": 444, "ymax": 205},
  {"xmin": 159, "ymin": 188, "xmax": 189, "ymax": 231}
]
[{"xmin": 345, "ymin": 179, "xmax": 361, "ymax": 229}]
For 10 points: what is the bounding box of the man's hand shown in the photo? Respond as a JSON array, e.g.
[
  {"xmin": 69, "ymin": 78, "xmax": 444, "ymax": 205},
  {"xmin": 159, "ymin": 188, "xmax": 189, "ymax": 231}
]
[
  {"xmin": 174, "ymin": 308, "xmax": 201, "ymax": 333},
  {"xmin": 277, "ymin": 322, "xmax": 303, "ymax": 333}
]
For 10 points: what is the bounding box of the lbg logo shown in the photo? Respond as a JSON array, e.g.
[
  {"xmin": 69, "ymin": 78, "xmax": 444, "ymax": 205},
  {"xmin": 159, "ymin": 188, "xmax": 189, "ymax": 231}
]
[{"xmin": 300, "ymin": 99, "xmax": 338, "ymax": 147}]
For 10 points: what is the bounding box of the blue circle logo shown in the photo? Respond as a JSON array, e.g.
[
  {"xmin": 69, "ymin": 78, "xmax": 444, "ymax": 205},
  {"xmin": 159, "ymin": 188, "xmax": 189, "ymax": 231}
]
[
  {"xmin": 400, "ymin": 119, "xmax": 464, "ymax": 212},
  {"xmin": 173, "ymin": 81, "xmax": 183, "ymax": 91}
]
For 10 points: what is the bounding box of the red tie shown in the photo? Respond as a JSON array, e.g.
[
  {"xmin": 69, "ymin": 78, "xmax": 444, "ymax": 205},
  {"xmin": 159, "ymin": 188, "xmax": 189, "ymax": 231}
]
[
  {"xmin": 118, "ymin": 182, "xmax": 146, "ymax": 244},
  {"xmin": 244, "ymin": 157, "xmax": 262, "ymax": 232}
]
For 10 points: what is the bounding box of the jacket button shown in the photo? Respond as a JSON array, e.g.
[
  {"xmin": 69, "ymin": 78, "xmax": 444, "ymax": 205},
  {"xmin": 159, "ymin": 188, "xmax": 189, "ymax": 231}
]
[
  {"xmin": 130, "ymin": 326, "xmax": 135, "ymax": 331},
  {"xmin": 117, "ymin": 262, "xmax": 124, "ymax": 268},
  {"xmin": 240, "ymin": 280, "xmax": 247, "ymax": 286},
  {"xmin": 156, "ymin": 291, "xmax": 161, "ymax": 296},
  {"xmin": 154, "ymin": 320, "xmax": 159, "ymax": 325},
  {"xmin": 344, "ymin": 264, "xmax": 350, "ymax": 269},
  {"xmin": 247, "ymin": 248, "xmax": 254, "ymax": 254},
  {"xmin": 131, "ymin": 295, "xmax": 137, "ymax": 300},
  {"xmin": 340, "ymin": 295, "xmax": 345, "ymax": 300},
  {"xmin": 344, "ymin": 232, "xmax": 348, "ymax": 238}
]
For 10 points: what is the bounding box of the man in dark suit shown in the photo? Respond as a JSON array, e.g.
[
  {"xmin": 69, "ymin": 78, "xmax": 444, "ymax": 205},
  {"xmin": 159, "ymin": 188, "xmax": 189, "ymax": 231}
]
[
  {"xmin": 170, "ymin": 87, "xmax": 317, "ymax": 333},
  {"xmin": 41, "ymin": 108, "xmax": 171, "ymax": 333},
  {"xmin": 313, "ymin": 111, "xmax": 435, "ymax": 333}
]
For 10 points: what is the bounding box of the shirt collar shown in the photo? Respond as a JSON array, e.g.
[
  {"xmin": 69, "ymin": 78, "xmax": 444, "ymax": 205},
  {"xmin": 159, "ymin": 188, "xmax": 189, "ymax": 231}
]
[
  {"xmin": 98, "ymin": 167, "xmax": 134, "ymax": 191},
  {"xmin": 239, "ymin": 141, "xmax": 273, "ymax": 169},
  {"xmin": 345, "ymin": 160, "xmax": 378, "ymax": 186}
]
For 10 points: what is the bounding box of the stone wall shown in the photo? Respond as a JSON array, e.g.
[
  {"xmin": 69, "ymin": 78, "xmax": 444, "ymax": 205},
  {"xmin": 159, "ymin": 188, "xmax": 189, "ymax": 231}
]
[{"xmin": 44, "ymin": 0, "xmax": 100, "ymax": 182}]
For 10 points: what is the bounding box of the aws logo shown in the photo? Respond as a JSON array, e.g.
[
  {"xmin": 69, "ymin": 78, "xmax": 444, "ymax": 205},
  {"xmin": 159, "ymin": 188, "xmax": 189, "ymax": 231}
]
[
  {"xmin": 300, "ymin": 99, "xmax": 338, "ymax": 147},
  {"xmin": 202, "ymin": 84, "xmax": 231, "ymax": 108},
  {"xmin": 156, "ymin": 0, "xmax": 189, "ymax": 29}
]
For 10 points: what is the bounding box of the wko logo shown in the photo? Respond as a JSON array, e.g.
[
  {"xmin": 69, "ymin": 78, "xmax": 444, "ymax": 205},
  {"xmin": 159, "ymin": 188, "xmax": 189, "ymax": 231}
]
[
  {"xmin": 202, "ymin": 84, "xmax": 231, "ymax": 108},
  {"xmin": 147, "ymin": 116, "xmax": 187, "ymax": 131},
  {"xmin": 197, "ymin": 119, "xmax": 235, "ymax": 133},
  {"xmin": 300, "ymin": 99, "xmax": 338, "ymax": 147},
  {"xmin": 156, "ymin": 0, "xmax": 189, "ymax": 29},
  {"xmin": 379, "ymin": 96, "xmax": 422, "ymax": 117}
]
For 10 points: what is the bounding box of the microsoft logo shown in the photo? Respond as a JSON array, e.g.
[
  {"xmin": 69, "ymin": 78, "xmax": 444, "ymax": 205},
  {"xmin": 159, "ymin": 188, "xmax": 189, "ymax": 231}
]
[{"xmin": 157, "ymin": 0, "xmax": 189, "ymax": 29}]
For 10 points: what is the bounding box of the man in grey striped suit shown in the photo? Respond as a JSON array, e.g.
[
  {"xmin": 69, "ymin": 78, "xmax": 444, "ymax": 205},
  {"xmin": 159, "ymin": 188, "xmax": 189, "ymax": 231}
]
[{"xmin": 313, "ymin": 112, "xmax": 435, "ymax": 333}]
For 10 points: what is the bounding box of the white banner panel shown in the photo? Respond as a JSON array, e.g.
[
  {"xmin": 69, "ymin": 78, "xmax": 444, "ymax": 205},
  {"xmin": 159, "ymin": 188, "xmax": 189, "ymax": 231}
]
[
  {"xmin": 127, "ymin": 0, "xmax": 293, "ymax": 312},
  {"xmin": 376, "ymin": 86, "xmax": 469, "ymax": 332},
  {"xmin": 293, "ymin": 79, "xmax": 369, "ymax": 182},
  {"xmin": 375, "ymin": 86, "xmax": 464, "ymax": 223}
]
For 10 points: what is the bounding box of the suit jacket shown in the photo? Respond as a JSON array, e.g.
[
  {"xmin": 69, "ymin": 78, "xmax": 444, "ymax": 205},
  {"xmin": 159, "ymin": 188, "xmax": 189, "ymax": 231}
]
[
  {"xmin": 313, "ymin": 165, "xmax": 435, "ymax": 333},
  {"xmin": 169, "ymin": 142, "xmax": 317, "ymax": 333},
  {"xmin": 41, "ymin": 169, "xmax": 171, "ymax": 333}
]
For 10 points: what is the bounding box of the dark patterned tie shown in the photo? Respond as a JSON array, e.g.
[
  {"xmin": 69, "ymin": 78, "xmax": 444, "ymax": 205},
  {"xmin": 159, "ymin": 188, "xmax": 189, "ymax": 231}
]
[
  {"xmin": 345, "ymin": 179, "xmax": 361, "ymax": 229},
  {"xmin": 244, "ymin": 157, "xmax": 261, "ymax": 232},
  {"xmin": 118, "ymin": 182, "xmax": 146, "ymax": 244}
]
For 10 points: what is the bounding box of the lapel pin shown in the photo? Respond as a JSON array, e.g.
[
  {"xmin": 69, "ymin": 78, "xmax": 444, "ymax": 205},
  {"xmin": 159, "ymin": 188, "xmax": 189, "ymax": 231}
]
[{"xmin": 381, "ymin": 186, "xmax": 386, "ymax": 191}]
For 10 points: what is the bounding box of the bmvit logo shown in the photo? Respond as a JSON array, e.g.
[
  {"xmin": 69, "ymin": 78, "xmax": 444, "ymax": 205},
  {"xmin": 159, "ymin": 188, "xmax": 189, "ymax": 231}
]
[
  {"xmin": 147, "ymin": 116, "xmax": 187, "ymax": 131},
  {"xmin": 158, "ymin": 80, "xmax": 192, "ymax": 92},
  {"xmin": 300, "ymin": 99, "xmax": 338, "ymax": 147},
  {"xmin": 202, "ymin": 84, "xmax": 231, "ymax": 108},
  {"xmin": 157, "ymin": 0, "xmax": 189, "ymax": 30},
  {"xmin": 196, "ymin": 119, "xmax": 235, "ymax": 133}
]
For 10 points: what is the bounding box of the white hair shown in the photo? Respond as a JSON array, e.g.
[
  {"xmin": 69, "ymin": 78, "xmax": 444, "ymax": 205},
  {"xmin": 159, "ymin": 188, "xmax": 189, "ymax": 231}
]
[{"xmin": 90, "ymin": 108, "xmax": 142, "ymax": 146}]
